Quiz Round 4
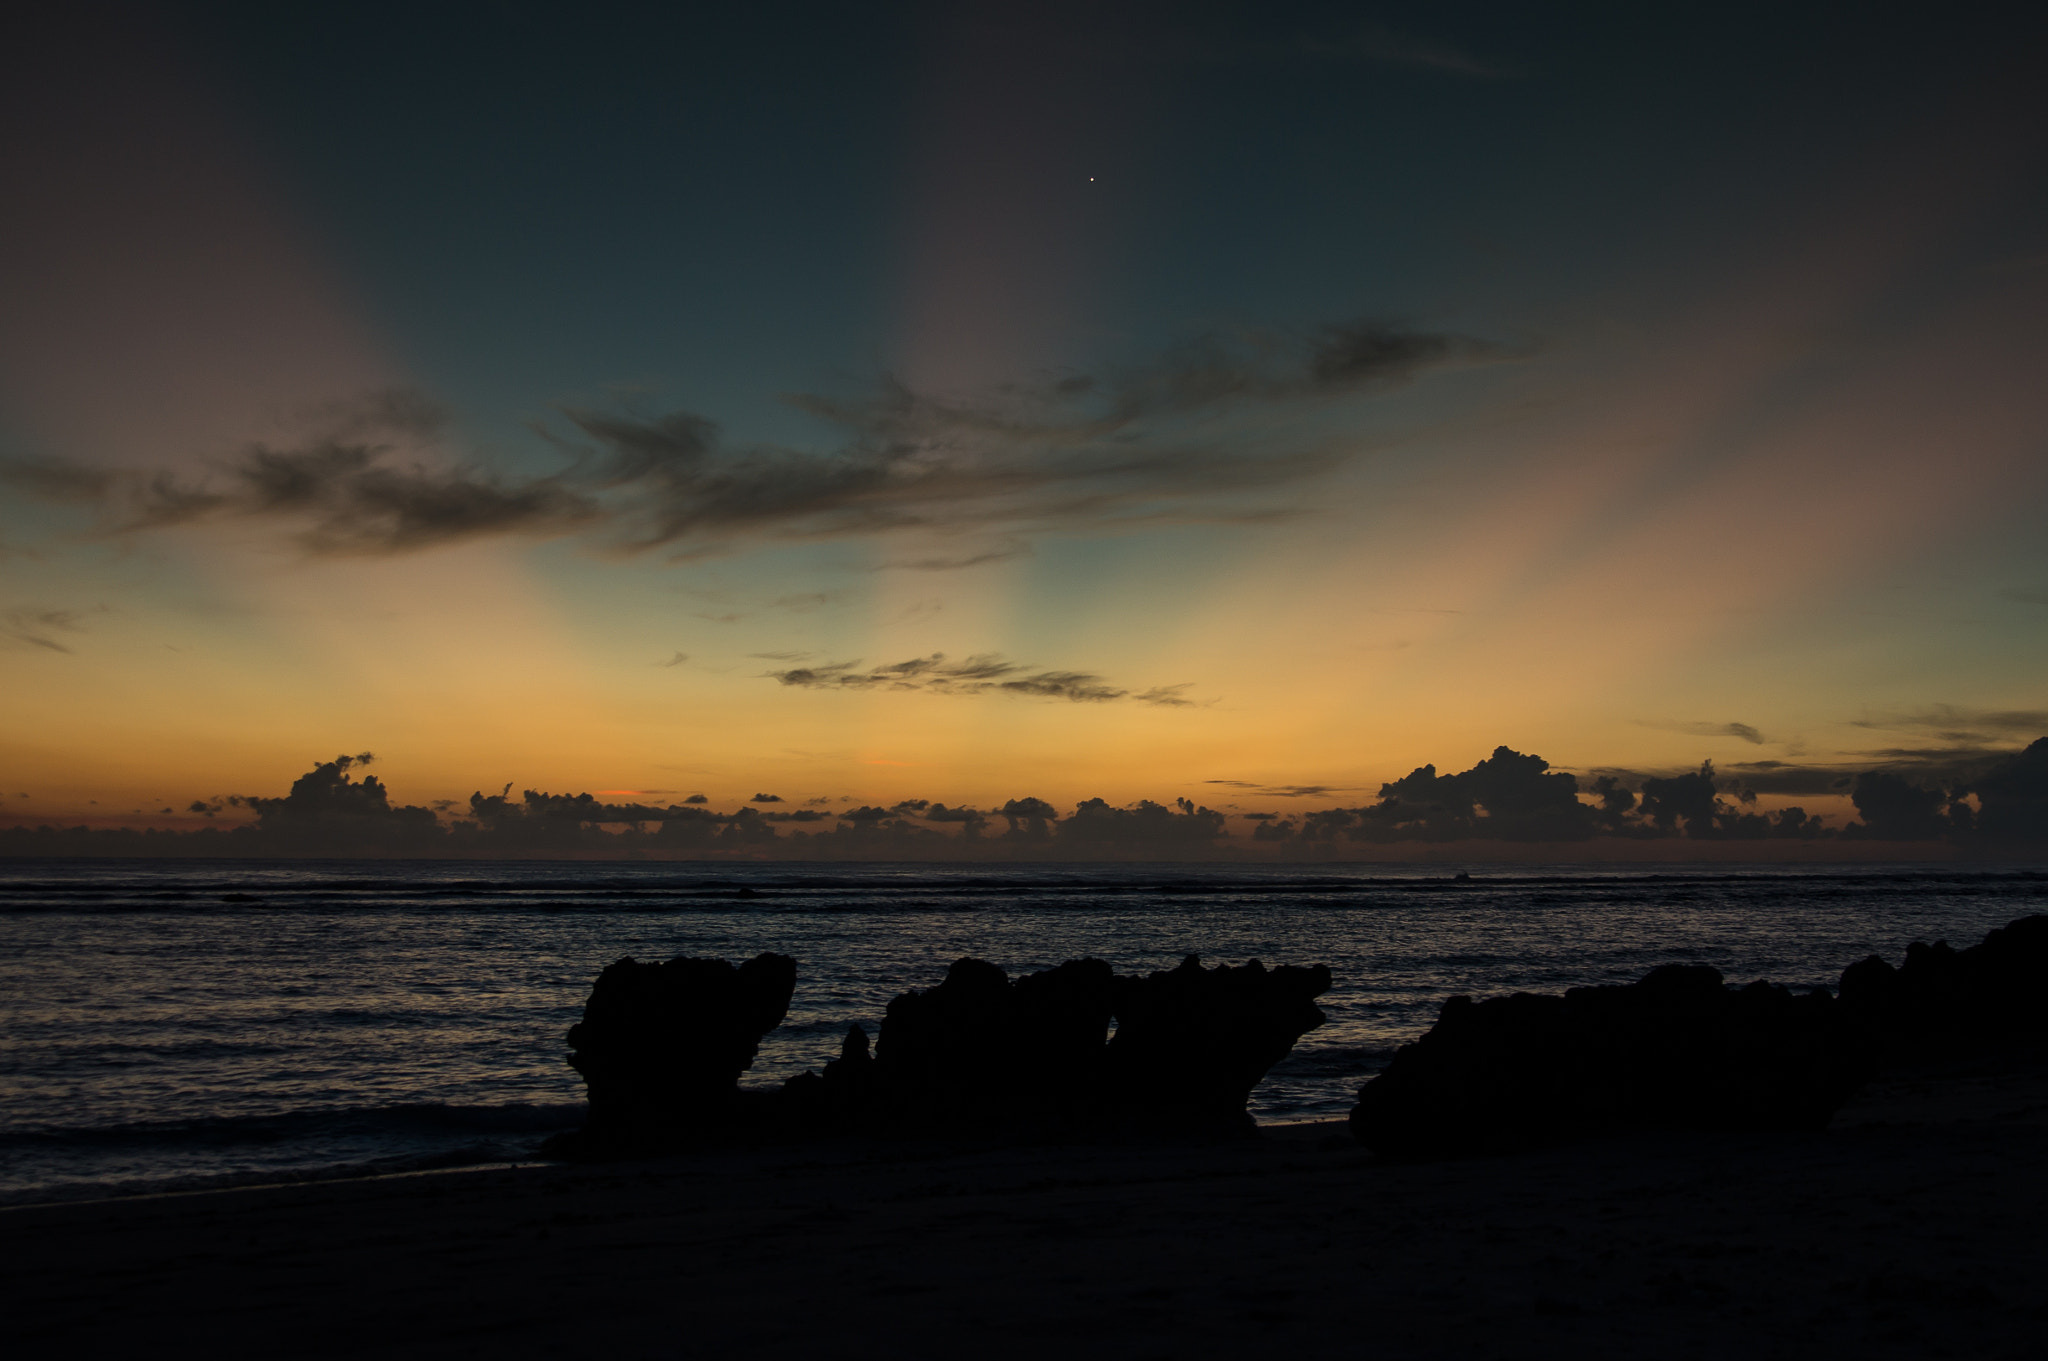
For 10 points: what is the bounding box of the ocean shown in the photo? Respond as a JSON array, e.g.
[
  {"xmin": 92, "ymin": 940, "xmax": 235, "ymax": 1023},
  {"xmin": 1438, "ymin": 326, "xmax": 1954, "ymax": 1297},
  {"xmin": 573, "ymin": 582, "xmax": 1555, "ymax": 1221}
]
[{"xmin": 2, "ymin": 858, "xmax": 2042, "ymax": 1204}]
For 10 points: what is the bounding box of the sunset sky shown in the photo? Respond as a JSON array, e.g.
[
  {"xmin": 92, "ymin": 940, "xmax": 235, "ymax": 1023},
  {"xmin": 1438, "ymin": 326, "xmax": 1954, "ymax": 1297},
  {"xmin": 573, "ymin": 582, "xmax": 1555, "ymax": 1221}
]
[{"xmin": 3, "ymin": 1, "xmax": 2046, "ymax": 829}]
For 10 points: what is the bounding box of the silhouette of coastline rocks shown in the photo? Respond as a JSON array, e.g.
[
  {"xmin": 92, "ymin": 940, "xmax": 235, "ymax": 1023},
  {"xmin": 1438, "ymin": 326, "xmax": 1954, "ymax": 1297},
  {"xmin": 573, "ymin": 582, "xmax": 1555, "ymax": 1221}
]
[
  {"xmin": 549, "ymin": 919, "xmax": 2046, "ymax": 1160},
  {"xmin": 1107, "ymin": 956, "xmax": 1334, "ymax": 1128},
  {"xmin": 1349, "ymin": 965, "xmax": 1873, "ymax": 1157},
  {"xmin": 1839, "ymin": 913, "xmax": 2048, "ymax": 1058},
  {"xmin": 547, "ymin": 951, "xmax": 795, "ymax": 1158},
  {"xmin": 1351, "ymin": 913, "xmax": 2048, "ymax": 1158},
  {"xmin": 783, "ymin": 956, "xmax": 1118, "ymax": 1136},
  {"xmin": 552, "ymin": 952, "xmax": 1331, "ymax": 1155}
]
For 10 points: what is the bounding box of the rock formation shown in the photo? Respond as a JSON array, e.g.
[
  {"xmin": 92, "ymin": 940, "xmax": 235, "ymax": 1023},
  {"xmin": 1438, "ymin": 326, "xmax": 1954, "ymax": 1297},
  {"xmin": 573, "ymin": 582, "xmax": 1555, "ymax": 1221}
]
[
  {"xmin": 791, "ymin": 956, "xmax": 1117, "ymax": 1134},
  {"xmin": 555, "ymin": 951, "xmax": 796, "ymax": 1155},
  {"xmin": 1108, "ymin": 956, "xmax": 1333, "ymax": 1129},
  {"xmin": 552, "ymin": 949, "xmax": 1335, "ymax": 1154},
  {"xmin": 1838, "ymin": 913, "xmax": 2048, "ymax": 1058},
  {"xmin": 781, "ymin": 954, "xmax": 1329, "ymax": 1138},
  {"xmin": 1350, "ymin": 964, "xmax": 1875, "ymax": 1158}
]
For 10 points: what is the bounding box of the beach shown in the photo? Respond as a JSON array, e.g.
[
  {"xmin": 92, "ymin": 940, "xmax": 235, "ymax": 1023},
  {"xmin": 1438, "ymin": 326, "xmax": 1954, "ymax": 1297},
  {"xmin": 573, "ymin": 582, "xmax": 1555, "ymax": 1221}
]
[{"xmin": 5, "ymin": 1059, "xmax": 2044, "ymax": 1360}]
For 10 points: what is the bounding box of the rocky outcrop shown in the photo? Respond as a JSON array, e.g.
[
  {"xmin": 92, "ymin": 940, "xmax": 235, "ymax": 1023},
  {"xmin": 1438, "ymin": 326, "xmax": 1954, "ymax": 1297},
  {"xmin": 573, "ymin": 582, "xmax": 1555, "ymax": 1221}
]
[
  {"xmin": 866, "ymin": 956, "xmax": 1118, "ymax": 1132},
  {"xmin": 1108, "ymin": 956, "xmax": 1333, "ymax": 1129},
  {"xmin": 1350, "ymin": 964, "xmax": 1875, "ymax": 1158},
  {"xmin": 552, "ymin": 950, "xmax": 1333, "ymax": 1154},
  {"xmin": 1838, "ymin": 914, "xmax": 2048, "ymax": 1057},
  {"xmin": 554, "ymin": 951, "xmax": 796, "ymax": 1155},
  {"xmin": 779, "ymin": 954, "xmax": 1330, "ymax": 1139}
]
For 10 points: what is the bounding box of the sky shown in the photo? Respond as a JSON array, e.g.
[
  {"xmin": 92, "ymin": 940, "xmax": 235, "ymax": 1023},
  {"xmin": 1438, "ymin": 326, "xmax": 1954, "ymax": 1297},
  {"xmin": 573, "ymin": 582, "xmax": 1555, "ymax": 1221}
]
[{"xmin": 3, "ymin": 0, "xmax": 2047, "ymax": 833}]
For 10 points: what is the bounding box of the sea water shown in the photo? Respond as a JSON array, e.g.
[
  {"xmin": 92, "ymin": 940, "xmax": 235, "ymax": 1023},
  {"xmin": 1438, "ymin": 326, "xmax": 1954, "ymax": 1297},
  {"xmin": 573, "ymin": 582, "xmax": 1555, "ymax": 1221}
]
[{"xmin": 1, "ymin": 858, "xmax": 2042, "ymax": 1203}]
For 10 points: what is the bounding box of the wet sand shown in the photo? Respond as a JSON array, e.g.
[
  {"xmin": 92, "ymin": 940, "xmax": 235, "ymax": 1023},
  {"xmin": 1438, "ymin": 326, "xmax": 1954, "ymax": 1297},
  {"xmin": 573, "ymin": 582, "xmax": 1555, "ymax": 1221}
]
[{"xmin": 5, "ymin": 1064, "xmax": 2045, "ymax": 1360}]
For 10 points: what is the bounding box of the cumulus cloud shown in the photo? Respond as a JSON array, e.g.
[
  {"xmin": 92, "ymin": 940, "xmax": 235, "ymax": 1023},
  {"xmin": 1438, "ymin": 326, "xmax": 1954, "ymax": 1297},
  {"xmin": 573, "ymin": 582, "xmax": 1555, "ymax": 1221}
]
[
  {"xmin": 1716, "ymin": 760, "xmax": 1857, "ymax": 796},
  {"xmin": 764, "ymin": 652, "xmax": 1192, "ymax": 705},
  {"xmin": 2, "ymin": 319, "xmax": 1505, "ymax": 560},
  {"xmin": 1637, "ymin": 735, "xmax": 2031, "ymax": 798}
]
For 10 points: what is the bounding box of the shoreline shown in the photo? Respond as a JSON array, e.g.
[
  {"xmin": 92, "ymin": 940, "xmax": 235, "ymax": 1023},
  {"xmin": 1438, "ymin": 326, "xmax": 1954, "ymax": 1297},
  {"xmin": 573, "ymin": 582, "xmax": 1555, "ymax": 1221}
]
[
  {"xmin": 0, "ymin": 1114, "xmax": 1353, "ymax": 1215},
  {"xmin": 6, "ymin": 1063, "xmax": 2044, "ymax": 1359}
]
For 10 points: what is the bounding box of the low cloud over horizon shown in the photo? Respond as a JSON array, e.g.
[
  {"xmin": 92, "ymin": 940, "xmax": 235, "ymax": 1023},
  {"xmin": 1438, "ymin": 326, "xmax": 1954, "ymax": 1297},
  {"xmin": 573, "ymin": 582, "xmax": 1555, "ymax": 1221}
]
[{"xmin": 8, "ymin": 737, "xmax": 2044, "ymax": 858}]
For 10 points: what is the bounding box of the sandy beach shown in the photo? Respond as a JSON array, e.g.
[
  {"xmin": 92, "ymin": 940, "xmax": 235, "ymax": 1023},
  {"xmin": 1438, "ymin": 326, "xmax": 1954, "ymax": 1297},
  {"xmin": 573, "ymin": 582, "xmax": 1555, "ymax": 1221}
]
[{"xmin": 5, "ymin": 1060, "xmax": 2044, "ymax": 1360}]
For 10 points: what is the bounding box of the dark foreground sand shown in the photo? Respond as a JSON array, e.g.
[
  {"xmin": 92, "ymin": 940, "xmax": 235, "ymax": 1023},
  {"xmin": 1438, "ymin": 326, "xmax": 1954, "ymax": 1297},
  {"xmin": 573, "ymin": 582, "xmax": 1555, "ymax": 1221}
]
[{"xmin": 6, "ymin": 1064, "xmax": 2046, "ymax": 1360}]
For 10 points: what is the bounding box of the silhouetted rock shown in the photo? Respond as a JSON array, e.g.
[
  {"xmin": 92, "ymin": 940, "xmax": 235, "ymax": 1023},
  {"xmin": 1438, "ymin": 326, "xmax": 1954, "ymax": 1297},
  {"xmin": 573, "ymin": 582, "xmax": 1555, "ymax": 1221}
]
[
  {"xmin": 554, "ymin": 949, "xmax": 1334, "ymax": 1152},
  {"xmin": 1351, "ymin": 964, "xmax": 1875, "ymax": 1157},
  {"xmin": 553, "ymin": 951, "xmax": 796, "ymax": 1156},
  {"xmin": 867, "ymin": 956, "xmax": 1117, "ymax": 1132},
  {"xmin": 783, "ymin": 954, "xmax": 1330, "ymax": 1138},
  {"xmin": 1108, "ymin": 956, "xmax": 1333, "ymax": 1130},
  {"xmin": 1838, "ymin": 914, "xmax": 2048, "ymax": 1058},
  {"xmin": 779, "ymin": 1021, "xmax": 879, "ymax": 1133}
]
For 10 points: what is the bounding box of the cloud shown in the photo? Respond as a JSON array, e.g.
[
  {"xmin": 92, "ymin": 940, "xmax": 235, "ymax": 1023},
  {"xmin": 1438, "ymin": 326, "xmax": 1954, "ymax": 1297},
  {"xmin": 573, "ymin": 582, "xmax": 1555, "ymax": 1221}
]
[
  {"xmin": 1203, "ymin": 780, "xmax": 1351, "ymax": 798},
  {"xmin": 994, "ymin": 671, "xmax": 1126, "ymax": 703},
  {"xmin": 1715, "ymin": 761, "xmax": 1859, "ymax": 797},
  {"xmin": 684, "ymin": 590, "xmax": 848, "ymax": 624},
  {"xmin": 919, "ymin": 804, "xmax": 988, "ymax": 824},
  {"xmin": 1709, "ymin": 741, "xmax": 2035, "ymax": 795},
  {"xmin": 1851, "ymin": 705, "xmax": 2048, "ymax": 742},
  {"xmin": 878, "ymin": 542, "xmax": 1032, "ymax": 571},
  {"xmin": 0, "ymin": 607, "xmax": 89, "ymax": 653},
  {"xmin": 770, "ymin": 592, "xmax": 842, "ymax": 613},
  {"xmin": 0, "ymin": 457, "xmax": 112, "ymax": 502},
  {"xmin": 1, "ymin": 391, "xmax": 599, "ymax": 555},
  {"xmin": 657, "ymin": 651, "xmax": 689, "ymax": 667},
  {"xmin": 1642, "ymin": 720, "xmax": 1767, "ymax": 745},
  {"xmin": 750, "ymin": 792, "xmax": 783, "ymax": 803},
  {"xmin": 4, "ymin": 320, "xmax": 1506, "ymax": 560},
  {"xmin": 763, "ymin": 652, "xmax": 1193, "ymax": 705},
  {"xmin": 2000, "ymin": 587, "xmax": 2048, "ymax": 605}
]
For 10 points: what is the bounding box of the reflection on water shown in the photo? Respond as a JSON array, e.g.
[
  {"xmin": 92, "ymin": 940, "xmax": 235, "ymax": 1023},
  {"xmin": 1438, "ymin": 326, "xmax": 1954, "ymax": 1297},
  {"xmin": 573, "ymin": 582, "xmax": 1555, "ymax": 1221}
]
[{"xmin": 1, "ymin": 859, "xmax": 2042, "ymax": 1200}]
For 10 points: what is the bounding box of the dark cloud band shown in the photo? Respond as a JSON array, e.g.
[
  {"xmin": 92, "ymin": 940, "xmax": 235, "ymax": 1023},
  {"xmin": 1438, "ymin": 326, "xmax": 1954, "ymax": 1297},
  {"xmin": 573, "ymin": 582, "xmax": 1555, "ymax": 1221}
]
[
  {"xmin": 1, "ymin": 318, "xmax": 1507, "ymax": 560},
  {"xmin": 765, "ymin": 652, "xmax": 1192, "ymax": 706}
]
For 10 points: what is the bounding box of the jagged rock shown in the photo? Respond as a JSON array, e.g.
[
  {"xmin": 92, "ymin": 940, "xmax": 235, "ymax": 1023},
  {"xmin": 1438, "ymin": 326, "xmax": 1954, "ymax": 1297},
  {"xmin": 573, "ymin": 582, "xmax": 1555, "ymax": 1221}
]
[
  {"xmin": 1108, "ymin": 956, "xmax": 1333, "ymax": 1129},
  {"xmin": 554, "ymin": 951, "xmax": 796, "ymax": 1155},
  {"xmin": 1350, "ymin": 964, "xmax": 1875, "ymax": 1157},
  {"xmin": 785, "ymin": 954, "xmax": 1331, "ymax": 1137},
  {"xmin": 868, "ymin": 956, "xmax": 1117, "ymax": 1131},
  {"xmin": 779, "ymin": 1022, "xmax": 879, "ymax": 1133},
  {"xmin": 1839, "ymin": 914, "xmax": 2048, "ymax": 1057},
  {"xmin": 554, "ymin": 949, "xmax": 1335, "ymax": 1152}
]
